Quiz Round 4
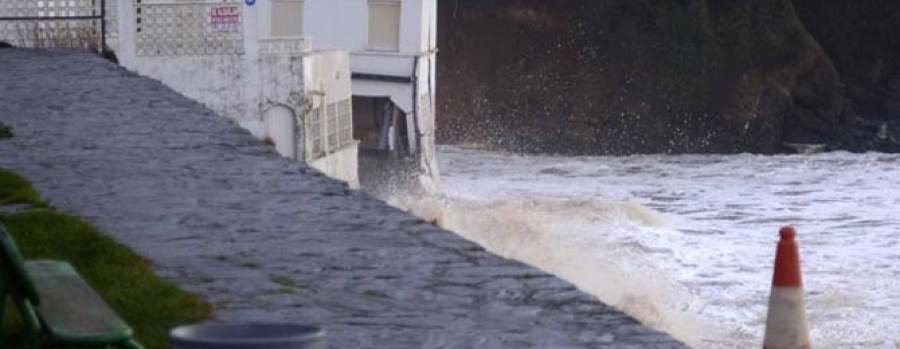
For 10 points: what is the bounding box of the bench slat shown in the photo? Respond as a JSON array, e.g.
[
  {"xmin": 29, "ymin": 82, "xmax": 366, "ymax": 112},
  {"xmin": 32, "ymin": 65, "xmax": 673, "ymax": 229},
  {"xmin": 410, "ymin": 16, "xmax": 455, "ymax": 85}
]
[{"xmin": 24, "ymin": 260, "xmax": 133, "ymax": 344}]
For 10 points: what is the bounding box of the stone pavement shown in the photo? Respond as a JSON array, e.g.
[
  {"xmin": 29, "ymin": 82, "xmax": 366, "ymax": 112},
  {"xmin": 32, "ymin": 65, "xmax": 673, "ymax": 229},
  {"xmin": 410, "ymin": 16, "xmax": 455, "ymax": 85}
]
[{"xmin": 0, "ymin": 49, "xmax": 687, "ymax": 348}]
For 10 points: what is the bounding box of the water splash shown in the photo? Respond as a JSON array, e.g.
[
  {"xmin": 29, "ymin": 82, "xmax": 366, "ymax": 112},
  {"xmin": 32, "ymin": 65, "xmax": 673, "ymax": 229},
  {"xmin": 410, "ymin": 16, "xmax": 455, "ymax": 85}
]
[
  {"xmin": 378, "ymin": 146, "xmax": 900, "ymax": 348},
  {"xmin": 388, "ymin": 193, "xmax": 719, "ymax": 346}
]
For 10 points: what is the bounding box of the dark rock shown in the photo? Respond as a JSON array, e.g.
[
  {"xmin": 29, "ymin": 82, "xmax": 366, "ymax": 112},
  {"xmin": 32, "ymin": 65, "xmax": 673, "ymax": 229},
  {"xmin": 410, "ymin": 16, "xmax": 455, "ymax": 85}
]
[
  {"xmin": 792, "ymin": 0, "xmax": 900, "ymax": 153},
  {"xmin": 437, "ymin": 0, "xmax": 899, "ymax": 154}
]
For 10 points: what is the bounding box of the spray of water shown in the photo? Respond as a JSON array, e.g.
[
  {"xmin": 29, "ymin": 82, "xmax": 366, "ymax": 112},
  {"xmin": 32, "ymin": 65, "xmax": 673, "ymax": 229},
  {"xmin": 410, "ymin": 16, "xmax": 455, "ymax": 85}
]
[
  {"xmin": 386, "ymin": 190, "xmax": 725, "ymax": 346},
  {"xmin": 368, "ymin": 147, "xmax": 900, "ymax": 348}
]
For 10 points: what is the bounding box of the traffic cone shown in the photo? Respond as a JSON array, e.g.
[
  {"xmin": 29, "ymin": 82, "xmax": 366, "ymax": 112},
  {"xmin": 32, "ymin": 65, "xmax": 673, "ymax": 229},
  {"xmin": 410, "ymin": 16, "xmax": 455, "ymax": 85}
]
[{"xmin": 763, "ymin": 226, "xmax": 810, "ymax": 349}]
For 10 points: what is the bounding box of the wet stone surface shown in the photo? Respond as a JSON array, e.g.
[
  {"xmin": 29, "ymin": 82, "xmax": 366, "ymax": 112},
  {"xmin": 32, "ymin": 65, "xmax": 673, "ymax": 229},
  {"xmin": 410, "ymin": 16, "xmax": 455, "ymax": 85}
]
[{"xmin": 0, "ymin": 50, "xmax": 686, "ymax": 348}]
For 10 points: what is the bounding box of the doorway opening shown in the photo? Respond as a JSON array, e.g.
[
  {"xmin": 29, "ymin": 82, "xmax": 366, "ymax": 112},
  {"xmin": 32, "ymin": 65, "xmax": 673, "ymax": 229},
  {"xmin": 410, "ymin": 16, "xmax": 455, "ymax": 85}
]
[
  {"xmin": 352, "ymin": 96, "xmax": 411, "ymax": 154},
  {"xmin": 353, "ymin": 96, "xmax": 421, "ymax": 196}
]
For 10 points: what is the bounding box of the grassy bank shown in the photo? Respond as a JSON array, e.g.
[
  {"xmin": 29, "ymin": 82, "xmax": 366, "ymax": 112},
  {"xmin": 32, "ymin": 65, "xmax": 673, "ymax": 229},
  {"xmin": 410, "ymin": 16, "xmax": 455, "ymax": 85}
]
[
  {"xmin": 0, "ymin": 123, "xmax": 12, "ymax": 140},
  {"xmin": 0, "ymin": 170, "xmax": 44, "ymax": 208},
  {"xmin": 0, "ymin": 169, "xmax": 210, "ymax": 348}
]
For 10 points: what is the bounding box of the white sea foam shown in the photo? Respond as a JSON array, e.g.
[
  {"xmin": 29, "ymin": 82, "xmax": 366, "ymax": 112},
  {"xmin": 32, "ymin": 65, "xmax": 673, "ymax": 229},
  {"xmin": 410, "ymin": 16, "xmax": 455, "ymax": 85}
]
[{"xmin": 390, "ymin": 146, "xmax": 900, "ymax": 348}]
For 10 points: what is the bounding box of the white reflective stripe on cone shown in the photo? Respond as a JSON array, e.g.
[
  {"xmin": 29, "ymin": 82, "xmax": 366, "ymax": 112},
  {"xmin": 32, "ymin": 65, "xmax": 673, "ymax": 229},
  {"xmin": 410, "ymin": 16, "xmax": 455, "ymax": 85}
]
[{"xmin": 764, "ymin": 286, "xmax": 810, "ymax": 349}]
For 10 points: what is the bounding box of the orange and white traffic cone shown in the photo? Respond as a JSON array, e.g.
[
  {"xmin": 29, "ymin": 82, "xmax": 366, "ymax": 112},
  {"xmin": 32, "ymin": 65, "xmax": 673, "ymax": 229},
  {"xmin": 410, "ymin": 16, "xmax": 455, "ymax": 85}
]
[{"xmin": 763, "ymin": 226, "xmax": 811, "ymax": 349}]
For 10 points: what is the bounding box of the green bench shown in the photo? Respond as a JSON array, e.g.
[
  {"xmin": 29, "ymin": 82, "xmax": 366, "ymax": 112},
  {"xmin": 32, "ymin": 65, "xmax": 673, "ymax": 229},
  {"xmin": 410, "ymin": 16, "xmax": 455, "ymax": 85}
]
[{"xmin": 0, "ymin": 225, "xmax": 143, "ymax": 349}]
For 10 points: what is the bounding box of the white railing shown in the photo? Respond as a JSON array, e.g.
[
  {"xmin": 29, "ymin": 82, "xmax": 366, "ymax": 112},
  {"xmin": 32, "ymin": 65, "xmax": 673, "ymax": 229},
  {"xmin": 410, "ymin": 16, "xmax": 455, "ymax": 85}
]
[{"xmin": 258, "ymin": 36, "xmax": 311, "ymax": 56}]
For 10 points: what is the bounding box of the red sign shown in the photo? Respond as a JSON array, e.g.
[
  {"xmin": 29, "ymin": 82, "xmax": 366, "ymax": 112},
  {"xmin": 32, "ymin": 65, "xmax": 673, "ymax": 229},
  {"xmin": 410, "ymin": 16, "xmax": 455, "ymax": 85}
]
[{"xmin": 211, "ymin": 6, "xmax": 240, "ymax": 32}]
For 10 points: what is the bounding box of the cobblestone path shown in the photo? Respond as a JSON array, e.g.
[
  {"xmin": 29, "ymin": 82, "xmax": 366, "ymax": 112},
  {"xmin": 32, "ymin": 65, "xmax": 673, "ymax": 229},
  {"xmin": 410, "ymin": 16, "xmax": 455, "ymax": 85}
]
[{"xmin": 0, "ymin": 49, "xmax": 686, "ymax": 348}]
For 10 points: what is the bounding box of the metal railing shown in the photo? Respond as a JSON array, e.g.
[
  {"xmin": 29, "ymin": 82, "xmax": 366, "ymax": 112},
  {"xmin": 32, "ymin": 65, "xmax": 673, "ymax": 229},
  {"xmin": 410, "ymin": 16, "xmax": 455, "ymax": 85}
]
[{"xmin": 0, "ymin": 0, "xmax": 106, "ymax": 52}]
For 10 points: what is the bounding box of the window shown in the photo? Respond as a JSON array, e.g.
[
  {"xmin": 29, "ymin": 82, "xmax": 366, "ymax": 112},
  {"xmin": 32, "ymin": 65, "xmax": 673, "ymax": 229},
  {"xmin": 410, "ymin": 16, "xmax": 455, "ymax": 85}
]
[
  {"xmin": 308, "ymin": 106, "xmax": 323, "ymax": 157},
  {"xmin": 271, "ymin": 0, "xmax": 303, "ymax": 37},
  {"xmin": 338, "ymin": 99, "xmax": 353, "ymax": 146},
  {"xmin": 367, "ymin": 0, "xmax": 400, "ymax": 51},
  {"xmin": 326, "ymin": 102, "xmax": 338, "ymax": 150},
  {"xmin": 307, "ymin": 98, "xmax": 353, "ymax": 160}
]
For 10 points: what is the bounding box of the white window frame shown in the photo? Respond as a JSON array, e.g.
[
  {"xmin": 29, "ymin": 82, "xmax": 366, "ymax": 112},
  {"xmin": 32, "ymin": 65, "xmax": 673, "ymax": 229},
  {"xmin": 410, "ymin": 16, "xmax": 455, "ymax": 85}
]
[{"xmin": 367, "ymin": 0, "xmax": 401, "ymax": 52}]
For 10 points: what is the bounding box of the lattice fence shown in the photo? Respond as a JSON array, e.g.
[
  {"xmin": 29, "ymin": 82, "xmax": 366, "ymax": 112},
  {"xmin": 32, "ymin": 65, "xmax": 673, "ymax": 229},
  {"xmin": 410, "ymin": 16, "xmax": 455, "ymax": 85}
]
[
  {"xmin": 308, "ymin": 98, "xmax": 353, "ymax": 160},
  {"xmin": 337, "ymin": 98, "xmax": 353, "ymax": 147},
  {"xmin": 0, "ymin": 0, "xmax": 112, "ymax": 50},
  {"xmin": 308, "ymin": 106, "xmax": 324, "ymax": 157},
  {"xmin": 258, "ymin": 36, "xmax": 311, "ymax": 56},
  {"xmin": 135, "ymin": 0, "xmax": 243, "ymax": 56}
]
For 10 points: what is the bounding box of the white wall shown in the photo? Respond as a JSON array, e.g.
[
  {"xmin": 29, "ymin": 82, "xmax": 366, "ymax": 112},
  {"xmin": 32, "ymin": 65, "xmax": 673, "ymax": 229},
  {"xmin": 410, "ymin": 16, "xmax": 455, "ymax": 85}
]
[
  {"xmin": 254, "ymin": 0, "xmax": 433, "ymax": 115},
  {"xmin": 418, "ymin": 0, "xmax": 437, "ymax": 54},
  {"xmin": 310, "ymin": 144, "xmax": 360, "ymax": 189},
  {"xmin": 351, "ymin": 53, "xmax": 415, "ymax": 77},
  {"xmin": 303, "ymin": 50, "xmax": 353, "ymax": 111},
  {"xmin": 265, "ymin": 105, "xmax": 297, "ymax": 159},
  {"xmin": 353, "ymin": 79, "xmax": 413, "ymax": 112},
  {"xmin": 113, "ymin": 0, "xmax": 360, "ymax": 187},
  {"xmin": 116, "ymin": 0, "xmax": 264, "ymax": 135},
  {"xmin": 298, "ymin": 0, "xmax": 438, "ymax": 194},
  {"xmin": 108, "ymin": 0, "xmax": 439, "ymax": 190},
  {"xmin": 300, "ymin": 1, "xmax": 368, "ymax": 52},
  {"xmin": 301, "ymin": 0, "xmax": 425, "ymax": 55},
  {"xmin": 302, "ymin": 50, "xmax": 360, "ymax": 187},
  {"xmin": 301, "ymin": 0, "xmax": 432, "ymax": 92}
]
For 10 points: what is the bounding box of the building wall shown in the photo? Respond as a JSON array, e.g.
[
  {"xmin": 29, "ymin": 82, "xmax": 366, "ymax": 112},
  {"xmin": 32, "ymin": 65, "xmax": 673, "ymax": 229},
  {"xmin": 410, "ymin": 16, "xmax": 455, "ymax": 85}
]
[
  {"xmin": 104, "ymin": 0, "xmax": 438, "ymax": 190},
  {"xmin": 262, "ymin": 0, "xmax": 434, "ymax": 105},
  {"xmin": 300, "ymin": 0, "xmax": 425, "ymax": 54},
  {"xmin": 310, "ymin": 144, "xmax": 359, "ymax": 189},
  {"xmin": 116, "ymin": 0, "xmax": 264, "ymax": 133},
  {"xmin": 294, "ymin": 0, "xmax": 440, "ymax": 192},
  {"xmin": 110, "ymin": 0, "xmax": 359, "ymax": 187},
  {"xmin": 302, "ymin": 50, "xmax": 359, "ymax": 187}
]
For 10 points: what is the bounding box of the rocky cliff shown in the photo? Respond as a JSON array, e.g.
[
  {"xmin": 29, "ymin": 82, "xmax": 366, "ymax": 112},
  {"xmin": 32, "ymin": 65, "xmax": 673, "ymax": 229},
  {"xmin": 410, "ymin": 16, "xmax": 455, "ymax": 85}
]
[{"xmin": 437, "ymin": 0, "xmax": 900, "ymax": 154}]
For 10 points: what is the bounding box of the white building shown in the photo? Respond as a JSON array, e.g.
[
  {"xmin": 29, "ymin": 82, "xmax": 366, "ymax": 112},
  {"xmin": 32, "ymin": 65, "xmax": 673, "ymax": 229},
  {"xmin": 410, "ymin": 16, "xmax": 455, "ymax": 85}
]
[
  {"xmin": 1, "ymin": 0, "xmax": 439, "ymax": 191},
  {"xmin": 258, "ymin": 0, "xmax": 440, "ymax": 193}
]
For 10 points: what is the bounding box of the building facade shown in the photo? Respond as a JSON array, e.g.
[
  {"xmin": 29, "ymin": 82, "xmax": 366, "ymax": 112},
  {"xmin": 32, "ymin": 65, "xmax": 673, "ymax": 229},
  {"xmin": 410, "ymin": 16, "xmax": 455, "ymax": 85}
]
[
  {"xmin": 1, "ymin": 0, "xmax": 439, "ymax": 192},
  {"xmin": 262, "ymin": 0, "xmax": 440, "ymax": 193}
]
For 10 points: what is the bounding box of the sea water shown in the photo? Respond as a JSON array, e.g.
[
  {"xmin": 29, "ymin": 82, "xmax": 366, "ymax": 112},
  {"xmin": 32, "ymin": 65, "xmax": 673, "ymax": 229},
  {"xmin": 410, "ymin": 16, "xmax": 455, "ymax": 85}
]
[{"xmin": 393, "ymin": 145, "xmax": 900, "ymax": 348}]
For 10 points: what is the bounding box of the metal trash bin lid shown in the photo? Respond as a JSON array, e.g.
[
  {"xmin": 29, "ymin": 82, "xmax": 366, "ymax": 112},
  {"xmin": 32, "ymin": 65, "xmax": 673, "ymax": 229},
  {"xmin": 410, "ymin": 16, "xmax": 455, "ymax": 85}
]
[{"xmin": 170, "ymin": 323, "xmax": 325, "ymax": 349}]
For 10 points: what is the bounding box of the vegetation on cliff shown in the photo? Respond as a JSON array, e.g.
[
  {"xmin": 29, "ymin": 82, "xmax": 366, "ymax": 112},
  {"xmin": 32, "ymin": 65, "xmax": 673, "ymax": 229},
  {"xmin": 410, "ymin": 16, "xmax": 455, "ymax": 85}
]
[{"xmin": 438, "ymin": 0, "xmax": 898, "ymax": 154}]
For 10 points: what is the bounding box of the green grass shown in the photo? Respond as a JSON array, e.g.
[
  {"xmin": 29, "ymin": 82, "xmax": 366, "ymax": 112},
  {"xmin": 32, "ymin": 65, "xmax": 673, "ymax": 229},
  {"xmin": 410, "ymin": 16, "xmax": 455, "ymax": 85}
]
[
  {"xmin": 0, "ymin": 170, "xmax": 46, "ymax": 208},
  {"xmin": 0, "ymin": 123, "xmax": 12, "ymax": 139},
  {"xmin": 0, "ymin": 169, "xmax": 211, "ymax": 348},
  {"xmin": 362, "ymin": 290, "xmax": 388, "ymax": 299},
  {"xmin": 269, "ymin": 275, "xmax": 298, "ymax": 288},
  {"xmin": 237, "ymin": 260, "xmax": 261, "ymax": 269}
]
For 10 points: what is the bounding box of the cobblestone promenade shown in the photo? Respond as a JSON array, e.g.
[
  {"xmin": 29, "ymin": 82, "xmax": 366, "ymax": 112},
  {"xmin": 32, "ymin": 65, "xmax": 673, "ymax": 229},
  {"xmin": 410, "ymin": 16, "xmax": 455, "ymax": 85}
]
[{"xmin": 0, "ymin": 50, "xmax": 686, "ymax": 348}]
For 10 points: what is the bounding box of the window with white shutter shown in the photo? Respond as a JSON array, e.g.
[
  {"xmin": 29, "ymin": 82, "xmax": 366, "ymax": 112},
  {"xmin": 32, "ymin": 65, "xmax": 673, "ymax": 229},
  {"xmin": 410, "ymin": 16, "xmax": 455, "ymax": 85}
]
[
  {"xmin": 367, "ymin": 0, "xmax": 400, "ymax": 51},
  {"xmin": 271, "ymin": 0, "xmax": 303, "ymax": 37}
]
